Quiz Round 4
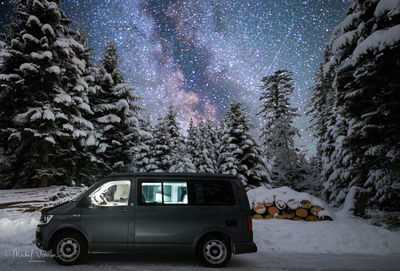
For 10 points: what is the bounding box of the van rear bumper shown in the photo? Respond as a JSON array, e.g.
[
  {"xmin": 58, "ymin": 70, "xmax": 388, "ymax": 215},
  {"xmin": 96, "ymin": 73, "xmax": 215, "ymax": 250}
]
[{"xmin": 234, "ymin": 242, "xmax": 257, "ymax": 254}]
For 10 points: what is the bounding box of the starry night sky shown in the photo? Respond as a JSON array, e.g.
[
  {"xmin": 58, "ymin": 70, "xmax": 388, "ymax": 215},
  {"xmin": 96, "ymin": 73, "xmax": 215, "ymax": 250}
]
[{"xmin": 0, "ymin": 0, "xmax": 350, "ymax": 155}]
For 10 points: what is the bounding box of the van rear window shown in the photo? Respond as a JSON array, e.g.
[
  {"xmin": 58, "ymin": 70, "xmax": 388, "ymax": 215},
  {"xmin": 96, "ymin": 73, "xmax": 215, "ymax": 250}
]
[{"xmin": 189, "ymin": 180, "xmax": 235, "ymax": 206}]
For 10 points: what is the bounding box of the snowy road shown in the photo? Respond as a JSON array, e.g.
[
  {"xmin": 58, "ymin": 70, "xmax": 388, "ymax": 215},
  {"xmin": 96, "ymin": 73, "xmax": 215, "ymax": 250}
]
[{"xmin": 1, "ymin": 246, "xmax": 399, "ymax": 271}]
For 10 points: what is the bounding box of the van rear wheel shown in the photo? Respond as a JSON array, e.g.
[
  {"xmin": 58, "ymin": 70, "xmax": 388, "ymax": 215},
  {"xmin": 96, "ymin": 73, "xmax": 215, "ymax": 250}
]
[
  {"xmin": 52, "ymin": 232, "xmax": 87, "ymax": 265},
  {"xmin": 198, "ymin": 235, "xmax": 231, "ymax": 267}
]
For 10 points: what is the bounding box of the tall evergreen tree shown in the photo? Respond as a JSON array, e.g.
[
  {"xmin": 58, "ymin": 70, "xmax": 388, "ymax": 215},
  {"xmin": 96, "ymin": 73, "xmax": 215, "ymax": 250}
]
[
  {"xmin": 186, "ymin": 119, "xmax": 215, "ymax": 173},
  {"xmin": 219, "ymin": 102, "xmax": 271, "ymax": 188},
  {"xmin": 90, "ymin": 41, "xmax": 141, "ymax": 174},
  {"xmin": 311, "ymin": 0, "xmax": 400, "ymax": 208},
  {"xmin": 258, "ymin": 69, "xmax": 305, "ymax": 189},
  {"xmin": 131, "ymin": 116, "xmax": 154, "ymax": 172},
  {"xmin": 150, "ymin": 106, "xmax": 187, "ymax": 172},
  {"xmin": 0, "ymin": 0, "xmax": 94, "ymax": 187}
]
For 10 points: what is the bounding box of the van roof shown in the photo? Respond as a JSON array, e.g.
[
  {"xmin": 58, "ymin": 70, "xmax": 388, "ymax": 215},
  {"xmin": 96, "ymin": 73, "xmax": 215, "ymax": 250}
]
[{"xmin": 105, "ymin": 172, "xmax": 237, "ymax": 180}]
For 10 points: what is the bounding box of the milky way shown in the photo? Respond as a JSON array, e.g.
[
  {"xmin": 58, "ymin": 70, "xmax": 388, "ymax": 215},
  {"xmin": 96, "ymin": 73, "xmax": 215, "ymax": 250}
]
[{"xmin": 0, "ymin": 0, "xmax": 350, "ymax": 155}]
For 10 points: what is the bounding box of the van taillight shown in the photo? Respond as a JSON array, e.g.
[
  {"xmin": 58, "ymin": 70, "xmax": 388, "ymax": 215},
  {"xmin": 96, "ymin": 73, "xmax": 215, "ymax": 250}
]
[{"xmin": 248, "ymin": 215, "xmax": 252, "ymax": 231}]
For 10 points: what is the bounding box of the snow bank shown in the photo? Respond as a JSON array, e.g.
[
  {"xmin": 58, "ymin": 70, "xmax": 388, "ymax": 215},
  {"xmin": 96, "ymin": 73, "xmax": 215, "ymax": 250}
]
[
  {"xmin": 0, "ymin": 215, "xmax": 39, "ymax": 245},
  {"xmin": 254, "ymin": 219, "xmax": 400, "ymax": 255}
]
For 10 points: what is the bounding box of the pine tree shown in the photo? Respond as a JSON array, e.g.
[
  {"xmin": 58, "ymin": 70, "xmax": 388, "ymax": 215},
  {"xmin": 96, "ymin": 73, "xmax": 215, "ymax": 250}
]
[
  {"xmin": 150, "ymin": 106, "xmax": 186, "ymax": 172},
  {"xmin": 312, "ymin": 0, "xmax": 400, "ymax": 208},
  {"xmin": 219, "ymin": 102, "xmax": 271, "ymax": 188},
  {"xmin": 0, "ymin": 0, "xmax": 94, "ymax": 187},
  {"xmin": 131, "ymin": 116, "xmax": 154, "ymax": 172},
  {"xmin": 90, "ymin": 41, "xmax": 141, "ymax": 174},
  {"xmin": 258, "ymin": 69, "xmax": 305, "ymax": 189},
  {"xmin": 186, "ymin": 119, "xmax": 215, "ymax": 173},
  {"xmin": 203, "ymin": 119, "xmax": 221, "ymax": 171}
]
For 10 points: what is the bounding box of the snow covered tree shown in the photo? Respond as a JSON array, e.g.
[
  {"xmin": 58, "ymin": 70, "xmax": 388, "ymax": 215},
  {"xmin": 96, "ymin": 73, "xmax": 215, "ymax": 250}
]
[
  {"xmin": 219, "ymin": 102, "xmax": 271, "ymax": 188},
  {"xmin": 150, "ymin": 106, "xmax": 188, "ymax": 172},
  {"xmin": 186, "ymin": 119, "xmax": 215, "ymax": 173},
  {"xmin": 258, "ymin": 69, "xmax": 306, "ymax": 190},
  {"xmin": 0, "ymin": 0, "xmax": 95, "ymax": 187},
  {"xmin": 203, "ymin": 119, "xmax": 221, "ymax": 170},
  {"xmin": 131, "ymin": 116, "xmax": 155, "ymax": 172},
  {"xmin": 311, "ymin": 0, "xmax": 400, "ymax": 209},
  {"xmin": 90, "ymin": 41, "xmax": 141, "ymax": 175}
]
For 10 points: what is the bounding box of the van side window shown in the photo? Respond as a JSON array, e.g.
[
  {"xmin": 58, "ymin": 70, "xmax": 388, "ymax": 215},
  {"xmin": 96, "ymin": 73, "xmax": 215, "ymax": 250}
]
[
  {"xmin": 141, "ymin": 182, "xmax": 162, "ymax": 204},
  {"xmin": 189, "ymin": 180, "xmax": 235, "ymax": 206},
  {"xmin": 163, "ymin": 182, "xmax": 188, "ymax": 204},
  {"xmin": 90, "ymin": 180, "xmax": 131, "ymax": 207},
  {"xmin": 139, "ymin": 181, "xmax": 188, "ymax": 205}
]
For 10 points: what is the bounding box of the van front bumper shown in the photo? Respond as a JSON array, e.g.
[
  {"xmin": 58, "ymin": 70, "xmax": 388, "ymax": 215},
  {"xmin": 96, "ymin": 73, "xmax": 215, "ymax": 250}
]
[{"xmin": 234, "ymin": 242, "xmax": 257, "ymax": 254}]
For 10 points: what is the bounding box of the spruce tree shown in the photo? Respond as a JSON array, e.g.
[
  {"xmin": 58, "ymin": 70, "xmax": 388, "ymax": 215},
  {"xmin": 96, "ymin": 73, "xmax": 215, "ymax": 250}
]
[
  {"xmin": 258, "ymin": 69, "xmax": 305, "ymax": 189},
  {"xmin": 219, "ymin": 102, "xmax": 271, "ymax": 188},
  {"xmin": 150, "ymin": 106, "xmax": 185, "ymax": 172},
  {"xmin": 186, "ymin": 119, "xmax": 215, "ymax": 173},
  {"xmin": 90, "ymin": 41, "xmax": 141, "ymax": 174},
  {"xmin": 131, "ymin": 116, "xmax": 154, "ymax": 172},
  {"xmin": 0, "ymin": 0, "xmax": 94, "ymax": 187},
  {"xmin": 311, "ymin": 0, "xmax": 400, "ymax": 208}
]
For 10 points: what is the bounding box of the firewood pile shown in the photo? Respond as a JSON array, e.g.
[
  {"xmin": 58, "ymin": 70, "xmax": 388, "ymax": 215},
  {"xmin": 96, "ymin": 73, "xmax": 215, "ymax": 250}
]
[{"xmin": 248, "ymin": 187, "xmax": 334, "ymax": 221}]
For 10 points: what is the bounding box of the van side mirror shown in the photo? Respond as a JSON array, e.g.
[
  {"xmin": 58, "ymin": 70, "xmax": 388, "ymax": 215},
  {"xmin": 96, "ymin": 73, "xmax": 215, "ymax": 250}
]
[{"xmin": 79, "ymin": 196, "xmax": 92, "ymax": 208}]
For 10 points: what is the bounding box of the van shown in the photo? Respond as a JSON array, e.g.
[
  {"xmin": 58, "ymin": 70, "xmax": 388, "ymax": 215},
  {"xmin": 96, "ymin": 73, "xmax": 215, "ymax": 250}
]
[{"xmin": 35, "ymin": 173, "xmax": 257, "ymax": 267}]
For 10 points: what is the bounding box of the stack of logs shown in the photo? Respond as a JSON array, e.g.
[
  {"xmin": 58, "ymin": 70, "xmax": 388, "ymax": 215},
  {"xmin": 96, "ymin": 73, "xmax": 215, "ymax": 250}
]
[{"xmin": 251, "ymin": 199, "xmax": 333, "ymax": 221}]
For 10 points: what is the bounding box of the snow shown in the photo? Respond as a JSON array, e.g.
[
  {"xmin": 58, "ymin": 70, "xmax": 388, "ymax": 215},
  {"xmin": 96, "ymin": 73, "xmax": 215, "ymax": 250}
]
[
  {"xmin": 253, "ymin": 218, "xmax": 400, "ymax": 255},
  {"xmin": 22, "ymin": 34, "xmax": 39, "ymax": 44},
  {"xmin": 45, "ymin": 66, "xmax": 60, "ymax": 75},
  {"xmin": 19, "ymin": 63, "xmax": 38, "ymax": 73},
  {"xmin": 54, "ymin": 93, "xmax": 72, "ymax": 104},
  {"xmin": 97, "ymin": 114, "xmax": 121, "ymax": 123},
  {"xmin": 62, "ymin": 123, "xmax": 74, "ymax": 131},
  {"xmin": 71, "ymin": 57, "xmax": 85, "ymax": 71},
  {"xmin": 332, "ymin": 30, "xmax": 358, "ymax": 54},
  {"xmin": 44, "ymin": 136, "xmax": 55, "ymax": 145},
  {"xmin": 26, "ymin": 15, "xmax": 41, "ymax": 28},
  {"xmin": 42, "ymin": 109, "xmax": 55, "ymax": 121},
  {"xmin": 374, "ymin": 0, "xmax": 400, "ymax": 17},
  {"xmin": 41, "ymin": 24, "xmax": 55, "ymax": 38},
  {"xmin": 85, "ymin": 134, "xmax": 96, "ymax": 146},
  {"xmin": 352, "ymin": 24, "xmax": 400, "ymax": 64}
]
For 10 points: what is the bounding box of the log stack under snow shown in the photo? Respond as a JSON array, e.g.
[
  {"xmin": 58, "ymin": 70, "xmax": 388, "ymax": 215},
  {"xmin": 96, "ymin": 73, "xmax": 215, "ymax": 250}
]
[{"xmin": 248, "ymin": 186, "xmax": 334, "ymax": 221}]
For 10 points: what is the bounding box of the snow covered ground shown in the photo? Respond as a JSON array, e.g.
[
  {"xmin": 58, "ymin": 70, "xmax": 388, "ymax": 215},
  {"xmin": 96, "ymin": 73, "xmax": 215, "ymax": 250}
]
[{"xmin": 0, "ymin": 187, "xmax": 400, "ymax": 270}]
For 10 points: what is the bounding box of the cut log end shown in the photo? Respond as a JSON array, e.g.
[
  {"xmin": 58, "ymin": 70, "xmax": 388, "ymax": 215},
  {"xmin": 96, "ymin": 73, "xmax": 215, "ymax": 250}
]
[
  {"xmin": 283, "ymin": 209, "xmax": 295, "ymax": 219},
  {"xmin": 268, "ymin": 206, "xmax": 279, "ymax": 216},
  {"xmin": 300, "ymin": 200, "xmax": 311, "ymax": 209},
  {"xmin": 295, "ymin": 208, "xmax": 308, "ymax": 218},
  {"xmin": 305, "ymin": 215, "xmax": 319, "ymax": 222}
]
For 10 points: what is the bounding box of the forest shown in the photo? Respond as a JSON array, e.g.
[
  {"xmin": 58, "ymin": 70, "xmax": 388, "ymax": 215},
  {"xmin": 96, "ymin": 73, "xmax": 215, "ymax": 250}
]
[{"xmin": 0, "ymin": 0, "xmax": 399, "ymax": 211}]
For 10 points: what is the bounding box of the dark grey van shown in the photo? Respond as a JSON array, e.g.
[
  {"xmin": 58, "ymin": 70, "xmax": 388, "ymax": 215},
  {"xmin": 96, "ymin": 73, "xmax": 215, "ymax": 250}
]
[{"xmin": 35, "ymin": 173, "xmax": 257, "ymax": 267}]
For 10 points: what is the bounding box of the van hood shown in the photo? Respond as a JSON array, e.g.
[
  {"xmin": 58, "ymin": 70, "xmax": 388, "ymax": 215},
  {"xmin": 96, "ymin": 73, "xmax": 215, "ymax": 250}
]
[{"xmin": 41, "ymin": 200, "xmax": 76, "ymax": 215}]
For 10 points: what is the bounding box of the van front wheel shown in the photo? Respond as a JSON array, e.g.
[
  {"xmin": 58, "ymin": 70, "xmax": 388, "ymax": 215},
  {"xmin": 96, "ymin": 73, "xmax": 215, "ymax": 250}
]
[
  {"xmin": 52, "ymin": 232, "xmax": 87, "ymax": 265},
  {"xmin": 198, "ymin": 235, "xmax": 231, "ymax": 267}
]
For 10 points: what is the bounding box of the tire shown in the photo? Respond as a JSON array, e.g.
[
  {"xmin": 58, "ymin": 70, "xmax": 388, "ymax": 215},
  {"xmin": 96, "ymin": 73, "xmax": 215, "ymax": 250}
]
[
  {"xmin": 198, "ymin": 235, "xmax": 231, "ymax": 268},
  {"xmin": 52, "ymin": 232, "xmax": 87, "ymax": 265}
]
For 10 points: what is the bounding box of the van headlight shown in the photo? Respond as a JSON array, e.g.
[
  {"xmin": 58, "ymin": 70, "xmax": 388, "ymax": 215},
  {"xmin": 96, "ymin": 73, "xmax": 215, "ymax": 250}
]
[{"xmin": 39, "ymin": 214, "xmax": 54, "ymax": 225}]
